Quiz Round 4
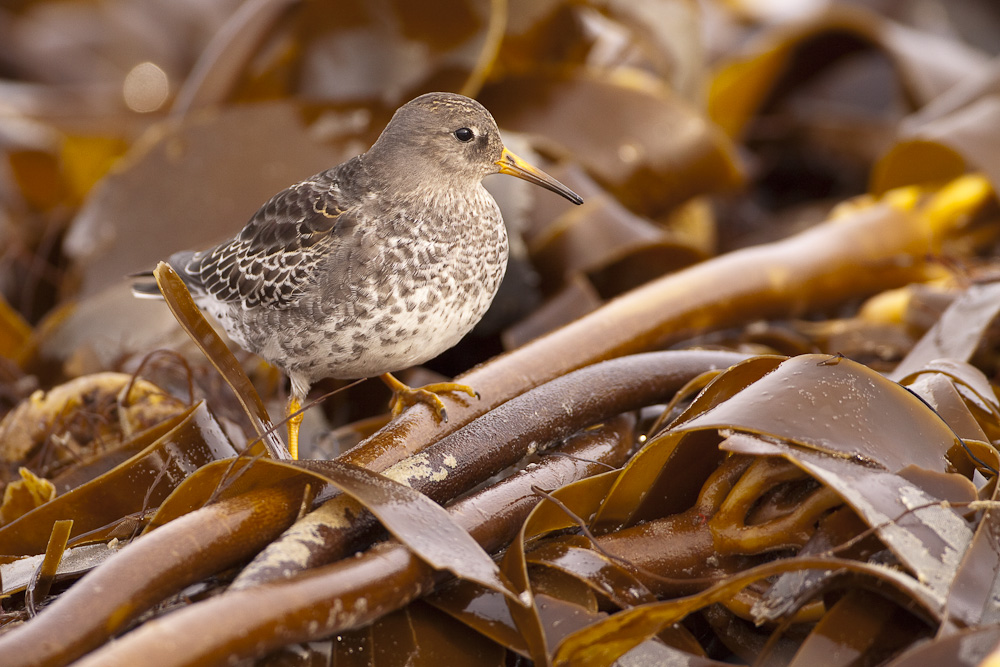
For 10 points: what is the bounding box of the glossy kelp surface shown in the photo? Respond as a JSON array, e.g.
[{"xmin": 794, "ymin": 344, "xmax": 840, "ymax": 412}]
[{"xmin": 3, "ymin": 1, "xmax": 1000, "ymax": 665}]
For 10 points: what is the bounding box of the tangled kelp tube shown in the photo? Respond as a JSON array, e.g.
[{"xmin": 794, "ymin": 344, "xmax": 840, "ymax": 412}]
[{"xmin": 3, "ymin": 1, "xmax": 1000, "ymax": 665}]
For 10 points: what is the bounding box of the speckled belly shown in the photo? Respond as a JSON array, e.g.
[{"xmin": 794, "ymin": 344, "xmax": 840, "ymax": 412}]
[{"xmin": 246, "ymin": 225, "xmax": 508, "ymax": 383}]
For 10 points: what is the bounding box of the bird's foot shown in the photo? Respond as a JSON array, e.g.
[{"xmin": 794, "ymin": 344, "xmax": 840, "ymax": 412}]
[{"xmin": 379, "ymin": 373, "xmax": 479, "ymax": 422}]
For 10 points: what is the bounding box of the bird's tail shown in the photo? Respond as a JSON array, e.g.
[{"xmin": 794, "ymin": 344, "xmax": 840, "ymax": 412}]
[
  {"xmin": 129, "ymin": 271, "xmax": 164, "ymax": 299},
  {"xmin": 130, "ymin": 253, "xmax": 198, "ymax": 299}
]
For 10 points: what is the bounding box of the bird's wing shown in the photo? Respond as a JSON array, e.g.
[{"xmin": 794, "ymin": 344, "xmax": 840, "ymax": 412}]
[{"xmin": 178, "ymin": 159, "xmax": 366, "ymax": 309}]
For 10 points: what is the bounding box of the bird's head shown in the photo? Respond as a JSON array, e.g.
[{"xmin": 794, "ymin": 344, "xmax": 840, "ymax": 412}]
[{"xmin": 367, "ymin": 92, "xmax": 582, "ymax": 205}]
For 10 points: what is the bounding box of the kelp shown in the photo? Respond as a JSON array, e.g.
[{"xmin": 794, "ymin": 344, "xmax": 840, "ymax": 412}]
[
  {"xmin": 152, "ymin": 263, "xmax": 281, "ymax": 459},
  {"xmin": 66, "ymin": 419, "xmax": 634, "ymax": 667},
  {"xmin": 0, "ymin": 401, "xmax": 237, "ymax": 555},
  {"xmin": 0, "ymin": 459, "xmax": 318, "ymax": 667},
  {"xmin": 230, "ymin": 349, "xmax": 746, "ymax": 587},
  {"xmin": 4, "ymin": 1, "xmax": 1000, "ymax": 666}
]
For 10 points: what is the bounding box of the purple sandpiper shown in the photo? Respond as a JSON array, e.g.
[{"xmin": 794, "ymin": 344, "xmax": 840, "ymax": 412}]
[{"xmin": 135, "ymin": 92, "xmax": 582, "ymax": 457}]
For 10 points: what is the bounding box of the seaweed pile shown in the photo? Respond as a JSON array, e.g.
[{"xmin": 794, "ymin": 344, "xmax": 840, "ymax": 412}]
[{"xmin": 2, "ymin": 1, "xmax": 1000, "ymax": 665}]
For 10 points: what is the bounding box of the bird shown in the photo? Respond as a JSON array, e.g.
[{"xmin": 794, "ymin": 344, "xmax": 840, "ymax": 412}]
[{"xmin": 134, "ymin": 92, "xmax": 583, "ymax": 459}]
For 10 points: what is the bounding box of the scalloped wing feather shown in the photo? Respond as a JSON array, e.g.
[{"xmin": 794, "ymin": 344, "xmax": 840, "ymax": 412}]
[{"xmin": 179, "ymin": 159, "xmax": 365, "ymax": 309}]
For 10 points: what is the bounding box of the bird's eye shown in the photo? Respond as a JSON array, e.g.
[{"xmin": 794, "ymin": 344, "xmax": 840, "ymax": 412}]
[{"xmin": 454, "ymin": 127, "xmax": 474, "ymax": 142}]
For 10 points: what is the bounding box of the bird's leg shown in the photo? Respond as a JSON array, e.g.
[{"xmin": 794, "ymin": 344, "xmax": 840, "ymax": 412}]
[
  {"xmin": 286, "ymin": 395, "xmax": 303, "ymax": 460},
  {"xmin": 379, "ymin": 373, "xmax": 479, "ymax": 423}
]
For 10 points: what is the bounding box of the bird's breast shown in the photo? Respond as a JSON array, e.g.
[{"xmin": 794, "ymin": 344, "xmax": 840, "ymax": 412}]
[{"xmin": 279, "ymin": 192, "xmax": 509, "ymax": 380}]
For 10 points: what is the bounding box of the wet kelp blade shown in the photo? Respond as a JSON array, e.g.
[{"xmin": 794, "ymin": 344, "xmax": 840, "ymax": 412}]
[
  {"xmin": 591, "ymin": 356, "xmax": 785, "ymax": 530},
  {"xmin": 0, "ymin": 457, "xmax": 325, "ymax": 667},
  {"xmin": 722, "ymin": 434, "xmax": 971, "ymax": 608},
  {"xmin": 890, "ymin": 281, "xmax": 1000, "ymax": 382},
  {"xmin": 780, "ymin": 589, "xmax": 932, "ymax": 667},
  {"xmin": 328, "ymin": 602, "xmax": 506, "ymax": 667},
  {"xmin": 297, "ymin": 461, "xmax": 524, "ymax": 606},
  {"xmin": 25, "ymin": 518, "xmax": 73, "ymax": 612},
  {"xmin": 888, "ymin": 625, "xmax": 1000, "ymax": 667},
  {"xmin": 908, "ymin": 359, "xmax": 1000, "ymax": 419},
  {"xmin": 677, "ymin": 356, "xmax": 974, "ymax": 602},
  {"xmin": 525, "ymin": 170, "xmax": 709, "ymax": 297},
  {"xmin": 551, "ymin": 556, "xmax": 945, "ymax": 667},
  {"xmin": 1, "ymin": 541, "xmax": 124, "ymax": 597},
  {"xmin": 942, "ymin": 469, "xmax": 1000, "ymax": 630},
  {"xmin": 153, "ymin": 262, "xmax": 283, "ymax": 459},
  {"xmin": 526, "ymin": 537, "xmax": 657, "ymax": 609},
  {"xmin": 61, "ymin": 421, "xmax": 632, "ymax": 666},
  {"xmin": 498, "ymin": 469, "xmax": 626, "ymax": 664},
  {"xmin": 425, "ymin": 419, "xmax": 636, "ymax": 660},
  {"xmin": 678, "ymin": 355, "xmax": 961, "ymax": 472},
  {"xmin": 902, "ymin": 371, "xmax": 996, "ymax": 481},
  {"xmin": 540, "ymin": 353, "xmax": 992, "ymax": 664},
  {"xmin": 429, "ymin": 579, "xmax": 530, "ymax": 657},
  {"xmin": 229, "ymin": 351, "xmax": 744, "ymax": 593},
  {"xmin": 0, "ymin": 402, "xmax": 237, "ymax": 556},
  {"xmin": 144, "ymin": 454, "xmax": 325, "ymax": 529}
]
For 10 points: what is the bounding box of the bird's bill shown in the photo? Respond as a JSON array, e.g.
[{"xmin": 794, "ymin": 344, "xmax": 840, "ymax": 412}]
[{"xmin": 496, "ymin": 148, "xmax": 583, "ymax": 205}]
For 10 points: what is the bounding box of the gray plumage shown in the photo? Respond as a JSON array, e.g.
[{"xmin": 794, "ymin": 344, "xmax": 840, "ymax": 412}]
[{"xmin": 135, "ymin": 92, "xmax": 581, "ymax": 412}]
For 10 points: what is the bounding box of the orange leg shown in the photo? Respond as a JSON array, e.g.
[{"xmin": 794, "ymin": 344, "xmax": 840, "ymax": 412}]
[
  {"xmin": 286, "ymin": 395, "xmax": 303, "ymax": 460},
  {"xmin": 379, "ymin": 373, "xmax": 479, "ymax": 422}
]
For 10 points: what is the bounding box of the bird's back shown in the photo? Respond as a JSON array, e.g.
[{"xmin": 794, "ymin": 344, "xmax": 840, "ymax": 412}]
[{"xmin": 175, "ymin": 157, "xmax": 367, "ymax": 312}]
